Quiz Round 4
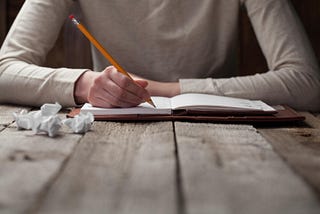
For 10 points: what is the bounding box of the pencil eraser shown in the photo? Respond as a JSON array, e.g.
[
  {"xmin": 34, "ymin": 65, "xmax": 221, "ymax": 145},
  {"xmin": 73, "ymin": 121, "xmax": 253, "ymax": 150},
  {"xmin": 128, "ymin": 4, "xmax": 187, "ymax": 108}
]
[{"xmin": 69, "ymin": 14, "xmax": 75, "ymax": 20}]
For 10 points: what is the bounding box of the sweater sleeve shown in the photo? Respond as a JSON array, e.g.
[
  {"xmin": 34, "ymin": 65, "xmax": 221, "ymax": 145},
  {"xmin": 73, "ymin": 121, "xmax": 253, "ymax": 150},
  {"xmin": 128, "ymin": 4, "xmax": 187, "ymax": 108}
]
[
  {"xmin": 0, "ymin": 0, "xmax": 89, "ymax": 107},
  {"xmin": 179, "ymin": 0, "xmax": 320, "ymax": 111}
]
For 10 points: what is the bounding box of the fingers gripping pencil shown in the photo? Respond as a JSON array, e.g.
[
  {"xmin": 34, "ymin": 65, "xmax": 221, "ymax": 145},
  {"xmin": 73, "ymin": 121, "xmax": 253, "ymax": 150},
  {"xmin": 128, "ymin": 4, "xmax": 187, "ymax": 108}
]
[{"xmin": 69, "ymin": 15, "xmax": 156, "ymax": 107}]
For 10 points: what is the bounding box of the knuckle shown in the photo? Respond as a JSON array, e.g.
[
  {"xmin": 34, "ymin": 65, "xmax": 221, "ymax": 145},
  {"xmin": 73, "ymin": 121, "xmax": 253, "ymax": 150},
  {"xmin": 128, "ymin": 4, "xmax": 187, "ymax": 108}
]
[
  {"xmin": 104, "ymin": 66, "xmax": 113, "ymax": 73},
  {"xmin": 107, "ymin": 66, "xmax": 117, "ymax": 76},
  {"xmin": 119, "ymin": 76, "xmax": 131, "ymax": 87},
  {"xmin": 93, "ymin": 75, "xmax": 103, "ymax": 85},
  {"xmin": 102, "ymin": 68, "xmax": 113, "ymax": 78}
]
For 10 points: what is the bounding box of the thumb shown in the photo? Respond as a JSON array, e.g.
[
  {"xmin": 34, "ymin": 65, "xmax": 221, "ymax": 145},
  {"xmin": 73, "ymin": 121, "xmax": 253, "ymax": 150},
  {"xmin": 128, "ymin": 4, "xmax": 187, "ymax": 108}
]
[{"xmin": 135, "ymin": 79, "xmax": 149, "ymax": 88}]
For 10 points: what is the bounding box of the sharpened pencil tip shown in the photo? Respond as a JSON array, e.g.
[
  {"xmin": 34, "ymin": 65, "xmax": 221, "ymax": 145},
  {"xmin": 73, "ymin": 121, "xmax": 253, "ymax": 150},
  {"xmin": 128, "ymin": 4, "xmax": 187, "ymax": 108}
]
[{"xmin": 147, "ymin": 99, "xmax": 156, "ymax": 108}]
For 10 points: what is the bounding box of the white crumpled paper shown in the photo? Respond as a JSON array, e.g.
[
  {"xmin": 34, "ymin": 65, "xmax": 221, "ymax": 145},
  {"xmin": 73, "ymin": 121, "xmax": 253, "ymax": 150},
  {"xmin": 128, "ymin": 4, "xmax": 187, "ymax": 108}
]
[
  {"xmin": 13, "ymin": 103, "xmax": 94, "ymax": 137},
  {"xmin": 63, "ymin": 112, "xmax": 94, "ymax": 134},
  {"xmin": 12, "ymin": 109, "xmax": 35, "ymax": 130}
]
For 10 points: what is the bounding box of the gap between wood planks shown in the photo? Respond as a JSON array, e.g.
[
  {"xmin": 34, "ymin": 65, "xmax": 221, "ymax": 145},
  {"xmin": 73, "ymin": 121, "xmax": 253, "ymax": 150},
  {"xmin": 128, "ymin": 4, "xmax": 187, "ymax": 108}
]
[
  {"xmin": 258, "ymin": 112, "xmax": 320, "ymax": 200},
  {"xmin": 172, "ymin": 121, "xmax": 186, "ymax": 214},
  {"xmin": 173, "ymin": 121, "xmax": 320, "ymax": 214}
]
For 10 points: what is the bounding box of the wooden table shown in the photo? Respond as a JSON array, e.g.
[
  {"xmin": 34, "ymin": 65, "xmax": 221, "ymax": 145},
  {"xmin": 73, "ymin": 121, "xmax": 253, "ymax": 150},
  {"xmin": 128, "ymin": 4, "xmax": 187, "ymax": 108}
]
[{"xmin": 0, "ymin": 104, "xmax": 320, "ymax": 214}]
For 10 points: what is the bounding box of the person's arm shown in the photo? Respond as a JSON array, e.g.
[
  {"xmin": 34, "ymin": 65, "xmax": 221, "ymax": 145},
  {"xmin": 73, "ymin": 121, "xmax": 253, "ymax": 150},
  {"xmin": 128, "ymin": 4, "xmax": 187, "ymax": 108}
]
[
  {"xmin": 0, "ymin": 0, "xmax": 89, "ymax": 107},
  {"xmin": 0, "ymin": 0, "xmax": 149, "ymax": 108},
  {"xmin": 179, "ymin": 0, "xmax": 320, "ymax": 111},
  {"xmin": 127, "ymin": 73, "xmax": 180, "ymax": 98}
]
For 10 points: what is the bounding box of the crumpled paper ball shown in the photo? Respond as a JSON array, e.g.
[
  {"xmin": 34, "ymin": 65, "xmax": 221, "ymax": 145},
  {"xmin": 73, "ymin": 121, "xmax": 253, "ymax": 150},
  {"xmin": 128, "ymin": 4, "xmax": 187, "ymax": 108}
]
[
  {"xmin": 63, "ymin": 112, "xmax": 94, "ymax": 134},
  {"xmin": 13, "ymin": 103, "xmax": 94, "ymax": 137},
  {"xmin": 12, "ymin": 109, "xmax": 34, "ymax": 130},
  {"xmin": 13, "ymin": 103, "xmax": 62, "ymax": 137},
  {"xmin": 33, "ymin": 115, "xmax": 62, "ymax": 137}
]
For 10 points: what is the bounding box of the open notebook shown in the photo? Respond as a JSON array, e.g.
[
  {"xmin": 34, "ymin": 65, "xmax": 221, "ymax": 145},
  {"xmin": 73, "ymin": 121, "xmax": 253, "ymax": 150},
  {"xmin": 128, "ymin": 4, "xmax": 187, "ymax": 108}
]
[{"xmin": 80, "ymin": 93, "xmax": 276, "ymax": 116}]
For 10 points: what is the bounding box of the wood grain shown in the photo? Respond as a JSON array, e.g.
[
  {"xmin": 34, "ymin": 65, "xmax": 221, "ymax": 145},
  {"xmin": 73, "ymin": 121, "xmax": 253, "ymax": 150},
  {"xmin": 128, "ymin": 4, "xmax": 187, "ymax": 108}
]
[
  {"xmin": 0, "ymin": 105, "xmax": 31, "ymax": 126},
  {"xmin": 260, "ymin": 127, "xmax": 320, "ymax": 198},
  {"xmin": 175, "ymin": 122, "xmax": 320, "ymax": 214},
  {"xmin": 0, "ymin": 124, "xmax": 82, "ymax": 214},
  {"xmin": 36, "ymin": 122, "xmax": 177, "ymax": 214},
  {"xmin": 299, "ymin": 112, "xmax": 320, "ymax": 129}
]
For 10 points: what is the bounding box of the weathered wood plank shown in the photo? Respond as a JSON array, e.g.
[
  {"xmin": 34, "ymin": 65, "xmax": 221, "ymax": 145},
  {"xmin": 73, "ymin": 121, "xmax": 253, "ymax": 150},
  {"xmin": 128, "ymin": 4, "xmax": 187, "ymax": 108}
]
[
  {"xmin": 0, "ymin": 105, "xmax": 31, "ymax": 126},
  {"xmin": 299, "ymin": 112, "xmax": 320, "ymax": 129},
  {"xmin": 260, "ymin": 128, "xmax": 320, "ymax": 198},
  {"xmin": 36, "ymin": 122, "xmax": 177, "ymax": 214},
  {"xmin": 0, "ymin": 124, "xmax": 82, "ymax": 214},
  {"xmin": 175, "ymin": 122, "xmax": 320, "ymax": 214}
]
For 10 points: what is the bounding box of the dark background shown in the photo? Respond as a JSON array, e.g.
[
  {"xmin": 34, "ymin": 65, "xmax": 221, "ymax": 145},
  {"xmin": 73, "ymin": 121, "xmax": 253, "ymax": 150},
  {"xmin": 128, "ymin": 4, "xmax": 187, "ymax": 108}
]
[{"xmin": 1, "ymin": 0, "xmax": 319, "ymax": 76}]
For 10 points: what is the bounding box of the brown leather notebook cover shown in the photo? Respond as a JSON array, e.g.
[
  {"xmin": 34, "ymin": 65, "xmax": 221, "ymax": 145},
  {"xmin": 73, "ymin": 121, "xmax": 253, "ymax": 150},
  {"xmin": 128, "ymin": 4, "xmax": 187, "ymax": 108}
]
[{"xmin": 68, "ymin": 105, "xmax": 305, "ymax": 123}]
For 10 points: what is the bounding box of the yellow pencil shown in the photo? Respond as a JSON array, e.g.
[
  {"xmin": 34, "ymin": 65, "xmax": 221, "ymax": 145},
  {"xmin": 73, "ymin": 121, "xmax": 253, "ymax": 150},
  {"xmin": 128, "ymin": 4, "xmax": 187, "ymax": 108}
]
[{"xmin": 69, "ymin": 15, "xmax": 156, "ymax": 107}]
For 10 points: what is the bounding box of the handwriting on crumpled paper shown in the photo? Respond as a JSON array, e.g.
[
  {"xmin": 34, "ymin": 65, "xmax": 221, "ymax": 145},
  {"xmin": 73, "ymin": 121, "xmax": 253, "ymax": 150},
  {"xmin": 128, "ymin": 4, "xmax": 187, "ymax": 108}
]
[{"xmin": 13, "ymin": 103, "xmax": 94, "ymax": 137}]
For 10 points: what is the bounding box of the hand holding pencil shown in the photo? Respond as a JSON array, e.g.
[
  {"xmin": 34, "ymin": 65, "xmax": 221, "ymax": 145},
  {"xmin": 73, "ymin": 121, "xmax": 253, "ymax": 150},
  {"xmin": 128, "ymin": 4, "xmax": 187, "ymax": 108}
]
[{"xmin": 70, "ymin": 15, "xmax": 156, "ymax": 108}]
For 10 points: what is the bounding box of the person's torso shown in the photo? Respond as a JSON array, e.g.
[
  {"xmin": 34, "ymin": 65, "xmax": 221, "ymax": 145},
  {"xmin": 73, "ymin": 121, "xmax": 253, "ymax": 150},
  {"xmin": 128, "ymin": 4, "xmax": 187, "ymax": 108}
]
[{"xmin": 78, "ymin": 0, "xmax": 240, "ymax": 81}]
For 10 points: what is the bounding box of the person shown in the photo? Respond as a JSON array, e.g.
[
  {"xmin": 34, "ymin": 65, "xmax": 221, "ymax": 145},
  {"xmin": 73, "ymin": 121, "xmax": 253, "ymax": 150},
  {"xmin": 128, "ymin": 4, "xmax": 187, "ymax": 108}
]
[{"xmin": 0, "ymin": 0, "xmax": 319, "ymax": 111}]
